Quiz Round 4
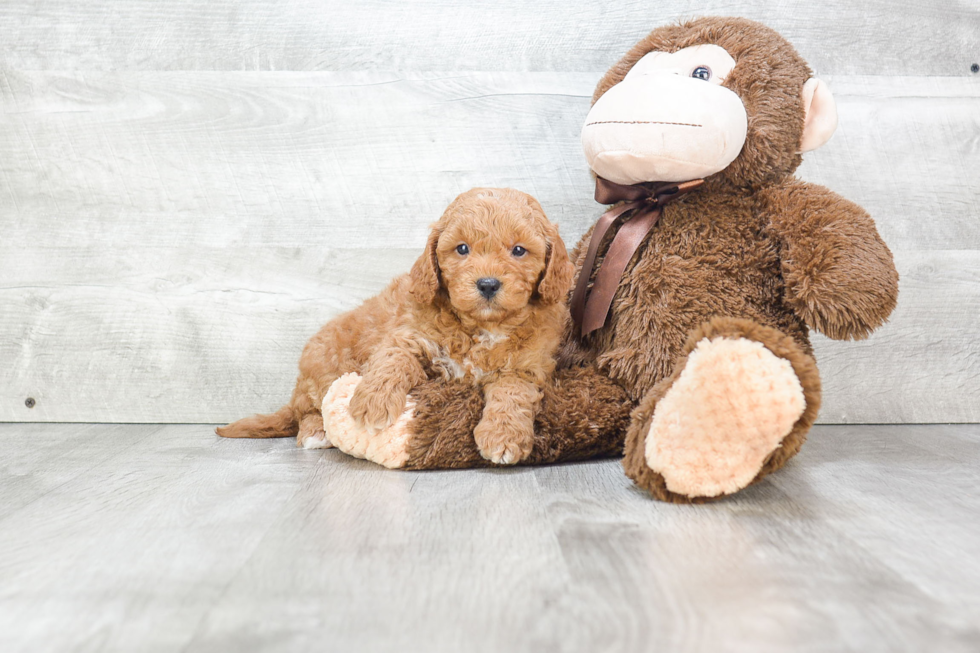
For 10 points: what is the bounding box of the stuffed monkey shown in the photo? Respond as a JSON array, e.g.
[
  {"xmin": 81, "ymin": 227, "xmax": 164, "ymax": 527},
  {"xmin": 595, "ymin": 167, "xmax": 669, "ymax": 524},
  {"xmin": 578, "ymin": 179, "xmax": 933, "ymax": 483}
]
[{"xmin": 302, "ymin": 17, "xmax": 899, "ymax": 503}]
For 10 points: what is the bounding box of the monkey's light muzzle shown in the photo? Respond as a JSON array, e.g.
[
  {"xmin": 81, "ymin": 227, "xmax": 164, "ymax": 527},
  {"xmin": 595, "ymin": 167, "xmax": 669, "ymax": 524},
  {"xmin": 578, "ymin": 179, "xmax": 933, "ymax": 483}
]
[{"xmin": 582, "ymin": 74, "xmax": 748, "ymax": 185}]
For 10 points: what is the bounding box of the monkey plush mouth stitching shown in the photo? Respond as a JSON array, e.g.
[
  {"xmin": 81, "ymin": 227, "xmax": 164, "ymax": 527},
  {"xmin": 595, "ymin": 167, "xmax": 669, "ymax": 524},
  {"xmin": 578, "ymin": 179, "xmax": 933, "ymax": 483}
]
[{"xmin": 585, "ymin": 120, "xmax": 703, "ymax": 128}]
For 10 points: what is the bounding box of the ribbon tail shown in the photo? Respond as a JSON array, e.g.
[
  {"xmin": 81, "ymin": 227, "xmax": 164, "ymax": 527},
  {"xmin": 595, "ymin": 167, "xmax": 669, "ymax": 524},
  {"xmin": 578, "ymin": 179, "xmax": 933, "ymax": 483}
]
[
  {"xmin": 580, "ymin": 206, "xmax": 663, "ymax": 335},
  {"xmin": 570, "ymin": 200, "xmax": 641, "ymax": 332}
]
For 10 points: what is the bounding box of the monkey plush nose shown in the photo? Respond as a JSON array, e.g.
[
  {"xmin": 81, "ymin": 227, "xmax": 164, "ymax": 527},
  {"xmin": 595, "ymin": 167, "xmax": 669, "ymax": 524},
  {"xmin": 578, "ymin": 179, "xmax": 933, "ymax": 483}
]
[{"xmin": 476, "ymin": 277, "xmax": 502, "ymax": 299}]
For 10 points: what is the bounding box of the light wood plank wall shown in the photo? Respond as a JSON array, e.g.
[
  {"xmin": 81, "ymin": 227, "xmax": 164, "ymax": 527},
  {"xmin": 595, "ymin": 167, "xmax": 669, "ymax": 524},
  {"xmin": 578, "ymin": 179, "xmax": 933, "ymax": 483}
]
[{"xmin": 1, "ymin": 1, "xmax": 978, "ymax": 423}]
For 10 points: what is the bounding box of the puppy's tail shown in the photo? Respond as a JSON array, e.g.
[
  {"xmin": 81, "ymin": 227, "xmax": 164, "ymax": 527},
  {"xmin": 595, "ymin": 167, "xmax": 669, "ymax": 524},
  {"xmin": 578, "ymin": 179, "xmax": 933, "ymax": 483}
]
[{"xmin": 216, "ymin": 405, "xmax": 298, "ymax": 439}]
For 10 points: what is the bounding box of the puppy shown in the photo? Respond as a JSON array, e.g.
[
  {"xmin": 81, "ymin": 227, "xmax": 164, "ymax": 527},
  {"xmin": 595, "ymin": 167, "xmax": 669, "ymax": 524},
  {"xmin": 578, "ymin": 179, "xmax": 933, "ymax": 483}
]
[{"xmin": 217, "ymin": 188, "xmax": 574, "ymax": 465}]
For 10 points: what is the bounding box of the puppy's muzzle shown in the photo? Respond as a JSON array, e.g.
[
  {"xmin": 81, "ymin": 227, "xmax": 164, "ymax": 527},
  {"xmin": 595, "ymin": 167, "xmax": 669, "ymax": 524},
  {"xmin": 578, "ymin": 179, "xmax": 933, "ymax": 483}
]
[{"xmin": 476, "ymin": 277, "xmax": 502, "ymax": 299}]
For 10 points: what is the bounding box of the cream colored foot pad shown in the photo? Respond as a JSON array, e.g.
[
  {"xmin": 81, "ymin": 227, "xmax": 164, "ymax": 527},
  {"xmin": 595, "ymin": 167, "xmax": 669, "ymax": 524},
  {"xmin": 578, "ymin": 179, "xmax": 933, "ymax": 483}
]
[
  {"xmin": 645, "ymin": 337, "xmax": 806, "ymax": 497},
  {"xmin": 321, "ymin": 373, "xmax": 414, "ymax": 469}
]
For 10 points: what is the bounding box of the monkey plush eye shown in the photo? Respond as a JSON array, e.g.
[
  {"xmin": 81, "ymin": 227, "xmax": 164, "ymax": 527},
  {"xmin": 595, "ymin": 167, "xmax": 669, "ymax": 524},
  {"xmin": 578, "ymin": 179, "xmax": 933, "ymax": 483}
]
[
  {"xmin": 691, "ymin": 66, "xmax": 712, "ymax": 81},
  {"xmin": 456, "ymin": 244, "xmax": 470, "ymax": 255},
  {"xmin": 511, "ymin": 245, "xmax": 527, "ymax": 257}
]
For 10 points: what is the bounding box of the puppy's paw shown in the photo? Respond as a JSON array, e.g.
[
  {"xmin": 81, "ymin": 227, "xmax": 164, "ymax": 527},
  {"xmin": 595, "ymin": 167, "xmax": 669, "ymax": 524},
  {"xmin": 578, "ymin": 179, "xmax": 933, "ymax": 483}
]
[
  {"xmin": 348, "ymin": 382, "xmax": 408, "ymax": 432},
  {"xmin": 300, "ymin": 432, "xmax": 331, "ymax": 449},
  {"xmin": 474, "ymin": 419, "xmax": 534, "ymax": 466},
  {"xmin": 296, "ymin": 413, "xmax": 332, "ymax": 449}
]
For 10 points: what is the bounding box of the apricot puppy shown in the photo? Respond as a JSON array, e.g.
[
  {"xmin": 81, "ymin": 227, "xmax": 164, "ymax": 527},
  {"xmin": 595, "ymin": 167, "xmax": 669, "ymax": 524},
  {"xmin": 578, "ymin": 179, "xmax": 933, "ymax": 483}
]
[{"xmin": 217, "ymin": 188, "xmax": 574, "ymax": 465}]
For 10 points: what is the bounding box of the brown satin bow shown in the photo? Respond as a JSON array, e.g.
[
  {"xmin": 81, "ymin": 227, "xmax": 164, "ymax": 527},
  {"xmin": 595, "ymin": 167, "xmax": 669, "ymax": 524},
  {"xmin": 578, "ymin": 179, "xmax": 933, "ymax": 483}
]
[{"xmin": 570, "ymin": 176, "xmax": 704, "ymax": 336}]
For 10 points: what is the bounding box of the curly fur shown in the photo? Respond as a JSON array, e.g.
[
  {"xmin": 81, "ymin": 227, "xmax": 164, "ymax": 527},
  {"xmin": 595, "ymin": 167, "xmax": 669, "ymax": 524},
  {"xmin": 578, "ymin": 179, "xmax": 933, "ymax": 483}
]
[{"xmin": 217, "ymin": 187, "xmax": 574, "ymax": 465}]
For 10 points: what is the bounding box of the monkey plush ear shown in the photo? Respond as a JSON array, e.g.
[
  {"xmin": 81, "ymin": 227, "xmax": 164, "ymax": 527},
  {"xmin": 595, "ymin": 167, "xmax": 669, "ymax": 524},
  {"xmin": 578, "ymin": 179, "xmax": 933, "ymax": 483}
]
[
  {"xmin": 799, "ymin": 78, "xmax": 838, "ymax": 153},
  {"xmin": 537, "ymin": 228, "xmax": 574, "ymax": 305},
  {"xmin": 409, "ymin": 227, "xmax": 442, "ymax": 305}
]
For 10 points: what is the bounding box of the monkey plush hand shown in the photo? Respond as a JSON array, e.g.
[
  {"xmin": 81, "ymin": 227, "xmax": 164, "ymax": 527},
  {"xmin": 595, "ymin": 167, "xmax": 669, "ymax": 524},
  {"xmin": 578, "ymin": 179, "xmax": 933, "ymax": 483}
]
[{"xmin": 327, "ymin": 17, "xmax": 899, "ymax": 503}]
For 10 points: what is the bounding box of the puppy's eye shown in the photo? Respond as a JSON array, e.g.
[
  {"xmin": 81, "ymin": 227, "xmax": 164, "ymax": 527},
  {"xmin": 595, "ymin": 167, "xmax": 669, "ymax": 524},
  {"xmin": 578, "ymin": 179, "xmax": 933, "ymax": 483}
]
[
  {"xmin": 455, "ymin": 244, "xmax": 469, "ymax": 256},
  {"xmin": 511, "ymin": 245, "xmax": 527, "ymax": 257},
  {"xmin": 691, "ymin": 66, "xmax": 711, "ymax": 81}
]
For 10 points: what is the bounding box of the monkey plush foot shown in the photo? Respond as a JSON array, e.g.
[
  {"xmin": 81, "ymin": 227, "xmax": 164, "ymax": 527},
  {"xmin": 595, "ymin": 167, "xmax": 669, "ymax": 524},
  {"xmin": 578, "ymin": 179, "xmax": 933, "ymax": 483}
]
[
  {"xmin": 318, "ymin": 373, "xmax": 415, "ymax": 468},
  {"xmin": 623, "ymin": 318, "xmax": 821, "ymax": 502},
  {"xmin": 645, "ymin": 336, "xmax": 805, "ymax": 497}
]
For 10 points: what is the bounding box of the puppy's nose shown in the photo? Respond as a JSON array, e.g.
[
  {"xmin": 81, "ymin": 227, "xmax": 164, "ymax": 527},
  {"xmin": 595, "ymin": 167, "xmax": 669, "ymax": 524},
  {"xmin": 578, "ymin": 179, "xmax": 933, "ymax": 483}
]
[{"xmin": 476, "ymin": 277, "xmax": 501, "ymax": 299}]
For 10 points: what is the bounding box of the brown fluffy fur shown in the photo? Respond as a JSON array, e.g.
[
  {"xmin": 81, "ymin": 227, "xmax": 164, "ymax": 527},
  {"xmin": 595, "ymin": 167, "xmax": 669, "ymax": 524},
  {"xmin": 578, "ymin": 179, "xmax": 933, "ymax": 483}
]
[
  {"xmin": 217, "ymin": 187, "xmax": 574, "ymax": 465},
  {"xmin": 403, "ymin": 365, "xmax": 632, "ymax": 469},
  {"xmin": 395, "ymin": 17, "xmax": 899, "ymax": 501},
  {"xmin": 622, "ymin": 317, "xmax": 822, "ymax": 503}
]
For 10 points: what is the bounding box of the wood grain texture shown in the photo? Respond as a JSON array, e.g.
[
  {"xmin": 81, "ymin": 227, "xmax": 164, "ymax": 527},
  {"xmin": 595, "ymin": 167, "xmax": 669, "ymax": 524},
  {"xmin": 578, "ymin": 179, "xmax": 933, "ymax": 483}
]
[
  {"xmin": 0, "ymin": 70, "xmax": 599, "ymax": 251},
  {"xmin": 814, "ymin": 250, "xmax": 980, "ymax": 424},
  {"xmin": 2, "ymin": 73, "xmax": 977, "ymax": 252},
  {"xmin": 799, "ymin": 76, "xmax": 980, "ymax": 251},
  {"xmin": 1, "ymin": 1, "xmax": 978, "ymax": 76},
  {"xmin": 2, "ymin": 72, "xmax": 979, "ymax": 422},
  {"xmin": 1, "ymin": 423, "xmax": 978, "ymax": 652},
  {"xmin": 2, "ymin": 247, "xmax": 976, "ymax": 423},
  {"xmin": 0, "ymin": 246, "xmax": 419, "ymax": 422}
]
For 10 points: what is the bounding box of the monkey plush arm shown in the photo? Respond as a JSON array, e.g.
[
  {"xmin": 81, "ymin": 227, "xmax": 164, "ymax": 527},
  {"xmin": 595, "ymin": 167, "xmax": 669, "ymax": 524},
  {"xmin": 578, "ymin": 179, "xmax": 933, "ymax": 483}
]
[{"xmin": 763, "ymin": 180, "xmax": 899, "ymax": 340}]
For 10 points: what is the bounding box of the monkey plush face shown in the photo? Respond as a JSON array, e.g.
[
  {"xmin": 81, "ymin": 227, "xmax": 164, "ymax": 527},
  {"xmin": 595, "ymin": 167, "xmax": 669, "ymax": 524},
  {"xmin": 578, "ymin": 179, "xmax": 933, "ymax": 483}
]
[
  {"xmin": 581, "ymin": 17, "xmax": 838, "ymax": 187},
  {"xmin": 583, "ymin": 44, "xmax": 747, "ymax": 184}
]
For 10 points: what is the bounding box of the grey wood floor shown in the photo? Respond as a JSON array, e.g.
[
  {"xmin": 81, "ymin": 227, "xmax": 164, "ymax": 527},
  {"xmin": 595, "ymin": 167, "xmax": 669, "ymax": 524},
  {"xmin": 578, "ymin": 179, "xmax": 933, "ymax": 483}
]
[{"xmin": 1, "ymin": 423, "xmax": 979, "ymax": 652}]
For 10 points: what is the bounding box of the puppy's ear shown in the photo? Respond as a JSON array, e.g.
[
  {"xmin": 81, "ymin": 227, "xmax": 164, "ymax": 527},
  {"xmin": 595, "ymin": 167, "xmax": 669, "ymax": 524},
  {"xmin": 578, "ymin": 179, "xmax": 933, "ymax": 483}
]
[
  {"xmin": 537, "ymin": 225, "xmax": 574, "ymax": 305},
  {"xmin": 410, "ymin": 226, "xmax": 442, "ymax": 305}
]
